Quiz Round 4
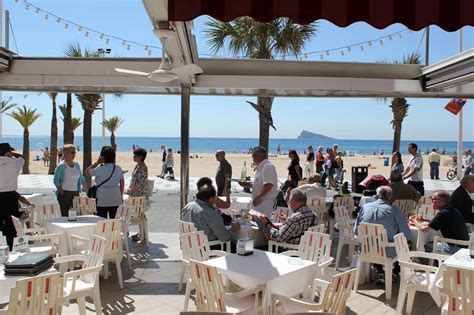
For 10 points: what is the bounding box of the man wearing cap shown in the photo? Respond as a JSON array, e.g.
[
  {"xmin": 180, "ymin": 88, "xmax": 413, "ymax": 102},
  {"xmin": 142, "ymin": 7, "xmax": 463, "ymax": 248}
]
[{"xmin": 0, "ymin": 143, "xmax": 25, "ymax": 248}]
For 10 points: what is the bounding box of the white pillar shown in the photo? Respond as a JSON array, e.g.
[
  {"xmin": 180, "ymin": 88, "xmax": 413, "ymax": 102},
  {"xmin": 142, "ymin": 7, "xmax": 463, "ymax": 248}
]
[
  {"xmin": 180, "ymin": 85, "xmax": 191, "ymax": 209},
  {"xmin": 102, "ymin": 93, "xmax": 106, "ymax": 147},
  {"xmin": 456, "ymin": 28, "xmax": 463, "ymax": 180}
]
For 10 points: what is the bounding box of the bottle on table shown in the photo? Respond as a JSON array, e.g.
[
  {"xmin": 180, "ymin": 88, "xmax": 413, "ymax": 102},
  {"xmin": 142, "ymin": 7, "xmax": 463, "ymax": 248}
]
[{"xmin": 241, "ymin": 161, "xmax": 247, "ymax": 181}]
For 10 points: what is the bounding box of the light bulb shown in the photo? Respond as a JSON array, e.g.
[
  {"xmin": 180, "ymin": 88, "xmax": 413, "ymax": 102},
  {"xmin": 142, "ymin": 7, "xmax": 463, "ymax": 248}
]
[
  {"xmin": 326, "ymin": 51, "xmax": 329, "ymax": 56},
  {"xmin": 105, "ymin": 38, "xmax": 110, "ymax": 44},
  {"xmin": 320, "ymin": 55, "xmax": 323, "ymax": 60},
  {"xmin": 64, "ymin": 23, "xmax": 69, "ymax": 29},
  {"xmin": 122, "ymin": 40, "xmax": 126, "ymax": 46},
  {"xmin": 145, "ymin": 46, "xmax": 149, "ymax": 51},
  {"xmin": 35, "ymin": 8, "xmax": 40, "ymax": 14},
  {"xmin": 388, "ymin": 35, "xmax": 392, "ymax": 40},
  {"xmin": 379, "ymin": 39, "xmax": 384, "ymax": 45},
  {"xmin": 44, "ymin": 14, "xmax": 49, "ymax": 20},
  {"xmin": 25, "ymin": 4, "xmax": 29, "ymax": 10},
  {"xmin": 78, "ymin": 26, "xmax": 82, "ymax": 32},
  {"xmin": 127, "ymin": 45, "xmax": 130, "ymax": 50},
  {"xmin": 360, "ymin": 46, "xmax": 364, "ymax": 51},
  {"xmin": 148, "ymin": 50, "xmax": 152, "ymax": 56},
  {"xmin": 368, "ymin": 41, "xmax": 372, "ymax": 47},
  {"xmin": 304, "ymin": 54, "xmax": 308, "ymax": 59},
  {"xmin": 398, "ymin": 33, "xmax": 403, "ymax": 39},
  {"xmin": 100, "ymin": 33, "xmax": 104, "ymax": 39},
  {"xmin": 56, "ymin": 17, "xmax": 61, "ymax": 23},
  {"xmin": 340, "ymin": 50, "xmax": 344, "ymax": 56},
  {"xmin": 85, "ymin": 31, "xmax": 89, "ymax": 37},
  {"xmin": 347, "ymin": 47, "xmax": 351, "ymax": 52}
]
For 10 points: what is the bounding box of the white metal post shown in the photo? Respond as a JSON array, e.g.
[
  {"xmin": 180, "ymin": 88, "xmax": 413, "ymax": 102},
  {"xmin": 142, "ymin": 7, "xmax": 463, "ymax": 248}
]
[
  {"xmin": 456, "ymin": 28, "xmax": 463, "ymax": 180},
  {"xmin": 102, "ymin": 92, "xmax": 106, "ymax": 147}
]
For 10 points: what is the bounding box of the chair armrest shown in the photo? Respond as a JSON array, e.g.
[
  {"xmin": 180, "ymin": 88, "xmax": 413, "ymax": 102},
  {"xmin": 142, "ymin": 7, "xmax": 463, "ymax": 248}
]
[
  {"xmin": 24, "ymin": 226, "xmax": 47, "ymax": 235},
  {"xmin": 399, "ymin": 260, "xmax": 438, "ymax": 274},
  {"xmin": 279, "ymin": 250, "xmax": 299, "ymax": 257},
  {"xmin": 209, "ymin": 250, "xmax": 228, "ymax": 258},
  {"xmin": 54, "ymin": 254, "xmax": 87, "ymax": 265},
  {"xmin": 385, "ymin": 242, "xmax": 396, "ymax": 248},
  {"xmin": 318, "ymin": 257, "xmax": 334, "ymax": 269},
  {"xmin": 224, "ymin": 284, "xmax": 265, "ymax": 301},
  {"xmin": 272, "ymin": 293, "xmax": 323, "ymax": 311},
  {"xmin": 409, "ymin": 251, "xmax": 449, "ymax": 264},
  {"xmin": 63, "ymin": 264, "xmax": 103, "ymax": 280},
  {"xmin": 69, "ymin": 234, "xmax": 89, "ymax": 243},
  {"xmin": 29, "ymin": 233, "xmax": 61, "ymax": 244},
  {"xmin": 433, "ymin": 236, "xmax": 470, "ymax": 247}
]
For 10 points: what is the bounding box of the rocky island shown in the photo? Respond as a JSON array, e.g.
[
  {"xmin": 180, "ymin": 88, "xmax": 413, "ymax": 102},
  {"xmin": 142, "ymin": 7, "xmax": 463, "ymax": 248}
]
[{"xmin": 297, "ymin": 130, "xmax": 336, "ymax": 140}]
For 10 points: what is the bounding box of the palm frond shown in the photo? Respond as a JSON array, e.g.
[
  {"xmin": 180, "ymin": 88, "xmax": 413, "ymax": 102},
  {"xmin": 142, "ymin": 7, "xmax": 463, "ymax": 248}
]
[
  {"xmin": 101, "ymin": 116, "xmax": 124, "ymax": 133},
  {"xmin": 71, "ymin": 117, "xmax": 82, "ymax": 131},
  {"xmin": 58, "ymin": 104, "xmax": 67, "ymax": 119},
  {"xmin": 1, "ymin": 100, "xmax": 18, "ymax": 113},
  {"xmin": 63, "ymin": 41, "xmax": 100, "ymax": 58},
  {"xmin": 7, "ymin": 105, "xmax": 42, "ymax": 128}
]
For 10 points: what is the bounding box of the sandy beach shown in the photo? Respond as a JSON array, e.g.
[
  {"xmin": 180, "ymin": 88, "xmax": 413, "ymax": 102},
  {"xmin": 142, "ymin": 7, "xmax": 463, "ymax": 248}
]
[{"xmin": 28, "ymin": 150, "xmax": 456, "ymax": 181}]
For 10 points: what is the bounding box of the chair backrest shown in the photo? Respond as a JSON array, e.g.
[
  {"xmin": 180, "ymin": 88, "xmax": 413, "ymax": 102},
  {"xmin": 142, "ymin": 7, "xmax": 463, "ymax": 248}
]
[
  {"xmin": 115, "ymin": 205, "xmax": 134, "ymax": 233},
  {"xmin": 72, "ymin": 196, "xmax": 97, "ymax": 215},
  {"xmin": 334, "ymin": 196, "xmax": 354, "ymax": 211},
  {"xmin": 38, "ymin": 203, "xmax": 61, "ymax": 225},
  {"xmin": 307, "ymin": 224, "xmax": 326, "ymax": 233},
  {"xmin": 419, "ymin": 196, "xmax": 432, "ymax": 206},
  {"xmin": 319, "ymin": 269, "xmax": 356, "ymax": 313},
  {"xmin": 125, "ymin": 196, "xmax": 147, "ymax": 220},
  {"xmin": 307, "ymin": 198, "xmax": 326, "ymax": 222},
  {"xmin": 393, "ymin": 199, "xmax": 415, "ymax": 218},
  {"xmin": 334, "ymin": 206, "xmax": 353, "ymax": 227},
  {"xmin": 180, "ymin": 231, "xmax": 213, "ymax": 262},
  {"xmin": 297, "ymin": 231, "xmax": 332, "ymax": 265},
  {"xmin": 418, "ymin": 204, "xmax": 437, "ymax": 220},
  {"xmin": 307, "ymin": 198, "xmax": 326, "ymax": 207},
  {"xmin": 357, "ymin": 223, "xmax": 390, "ymax": 263},
  {"xmin": 80, "ymin": 234, "xmax": 106, "ymax": 284},
  {"xmin": 394, "ymin": 233, "xmax": 413, "ymax": 279},
  {"xmin": 178, "ymin": 220, "xmax": 198, "ymax": 237},
  {"xmin": 272, "ymin": 207, "xmax": 290, "ymax": 223},
  {"xmin": 11, "ymin": 216, "xmax": 25, "ymax": 236},
  {"xmin": 188, "ymin": 259, "xmax": 227, "ymax": 312},
  {"xmin": 5, "ymin": 272, "xmax": 62, "ymax": 315},
  {"xmin": 441, "ymin": 265, "xmax": 474, "ymax": 314},
  {"xmin": 93, "ymin": 219, "xmax": 122, "ymax": 257}
]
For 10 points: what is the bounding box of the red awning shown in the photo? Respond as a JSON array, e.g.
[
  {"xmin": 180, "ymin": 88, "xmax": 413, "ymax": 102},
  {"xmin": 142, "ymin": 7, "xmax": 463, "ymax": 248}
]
[{"xmin": 168, "ymin": 0, "xmax": 474, "ymax": 31}]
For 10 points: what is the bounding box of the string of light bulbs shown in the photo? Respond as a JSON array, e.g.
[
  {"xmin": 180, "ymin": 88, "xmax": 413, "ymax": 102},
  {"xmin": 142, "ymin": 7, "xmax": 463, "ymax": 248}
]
[
  {"xmin": 201, "ymin": 28, "xmax": 413, "ymax": 60},
  {"xmin": 14, "ymin": 0, "xmax": 162, "ymax": 55},
  {"xmin": 3, "ymin": 92, "xmax": 43, "ymax": 102}
]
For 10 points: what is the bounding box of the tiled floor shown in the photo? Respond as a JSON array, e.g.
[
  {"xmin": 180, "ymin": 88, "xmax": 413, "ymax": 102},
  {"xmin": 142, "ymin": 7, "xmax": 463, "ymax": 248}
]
[{"xmin": 10, "ymin": 174, "xmax": 452, "ymax": 314}]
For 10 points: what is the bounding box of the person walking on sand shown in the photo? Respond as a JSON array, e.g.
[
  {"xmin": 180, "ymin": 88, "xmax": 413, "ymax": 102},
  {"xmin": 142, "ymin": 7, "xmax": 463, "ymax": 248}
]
[
  {"xmin": 304, "ymin": 145, "xmax": 315, "ymax": 179},
  {"xmin": 315, "ymin": 146, "xmax": 325, "ymax": 174},
  {"xmin": 428, "ymin": 148, "xmax": 441, "ymax": 180},
  {"xmin": 215, "ymin": 150, "xmax": 232, "ymax": 196},
  {"xmin": 277, "ymin": 144, "xmax": 281, "ymax": 156},
  {"xmin": 164, "ymin": 147, "xmax": 175, "ymax": 180},
  {"xmin": 158, "ymin": 144, "xmax": 167, "ymax": 178},
  {"xmin": 43, "ymin": 147, "xmax": 50, "ymax": 167}
]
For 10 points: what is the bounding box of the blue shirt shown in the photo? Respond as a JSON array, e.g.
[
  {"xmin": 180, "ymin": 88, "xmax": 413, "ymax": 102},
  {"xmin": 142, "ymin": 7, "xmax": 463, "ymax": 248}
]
[{"xmin": 355, "ymin": 199, "xmax": 412, "ymax": 257}]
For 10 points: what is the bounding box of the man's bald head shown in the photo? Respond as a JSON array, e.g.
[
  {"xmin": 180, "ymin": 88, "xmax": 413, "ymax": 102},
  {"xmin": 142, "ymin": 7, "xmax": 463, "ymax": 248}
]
[{"xmin": 308, "ymin": 174, "xmax": 322, "ymax": 184}]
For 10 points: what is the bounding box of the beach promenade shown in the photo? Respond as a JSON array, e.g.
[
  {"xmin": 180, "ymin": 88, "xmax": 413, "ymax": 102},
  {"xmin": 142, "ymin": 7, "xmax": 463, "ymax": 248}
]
[{"xmin": 12, "ymin": 174, "xmax": 460, "ymax": 314}]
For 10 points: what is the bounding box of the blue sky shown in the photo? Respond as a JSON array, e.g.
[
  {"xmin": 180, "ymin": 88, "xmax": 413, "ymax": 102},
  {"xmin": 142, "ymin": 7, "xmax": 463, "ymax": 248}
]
[{"xmin": 1, "ymin": 0, "xmax": 473, "ymax": 141}]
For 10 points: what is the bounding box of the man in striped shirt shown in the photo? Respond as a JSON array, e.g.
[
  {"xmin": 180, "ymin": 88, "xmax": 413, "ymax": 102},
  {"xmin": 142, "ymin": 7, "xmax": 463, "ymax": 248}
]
[{"xmin": 257, "ymin": 189, "xmax": 317, "ymax": 245}]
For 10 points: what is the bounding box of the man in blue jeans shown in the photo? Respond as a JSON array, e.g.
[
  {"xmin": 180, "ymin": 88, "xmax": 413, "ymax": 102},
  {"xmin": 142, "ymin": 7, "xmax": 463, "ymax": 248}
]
[{"xmin": 410, "ymin": 190, "xmax": 469, "ymax": 255}]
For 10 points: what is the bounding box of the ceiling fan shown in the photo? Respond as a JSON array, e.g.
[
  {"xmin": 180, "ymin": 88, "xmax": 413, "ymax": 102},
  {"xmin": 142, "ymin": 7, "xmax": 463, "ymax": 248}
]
[{"xmin": 115, "ymin": 36, "xmax": 202, "ymax": 83}]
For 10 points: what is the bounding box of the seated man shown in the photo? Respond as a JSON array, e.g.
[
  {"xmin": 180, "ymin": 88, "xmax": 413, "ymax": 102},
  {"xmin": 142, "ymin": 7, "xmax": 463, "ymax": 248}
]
[
  {"xmin": 389, "ymin": 172, "xmax": 421, "ymax": 202},
  {"xmin": 296, "ymin": 173, "xmax": 327, "ymax": 200},
  {"xmin": 411, "ymin": 190, "xmax": 469, "ymax": 254},
  {"xmin": 257, "ymin": 189, "xmax": 317, "ymax": 245},
  {"xmin": 180, "ymin": 184, "xmax": 240, "ymax": 242},
  {"xmin": 355, "ymin": 186, "xmax": 411, "ymax": 283},
  {"xmin": 196, "ymin": 177, "xmax": 232, "ymax": 225},
  {"xmin": 450, "ymin": 175, "xmax": 474, "ymax": 224}
]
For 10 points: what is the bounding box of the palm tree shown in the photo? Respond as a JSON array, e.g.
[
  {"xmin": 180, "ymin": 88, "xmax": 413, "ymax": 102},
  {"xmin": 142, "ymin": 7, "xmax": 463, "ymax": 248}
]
[
  {"xmin": 71, "ymin": 117, "xmax": 82, "ymax": 132},
  {"xmin": 64, "ymin": 42, "xmax": 102, "ymax": 184},
  {"xmin": 7, "ymin": 106, "xmax": 41, "ymax": 174},
  {"xmin": 205, "ymin": 17, "xmax": 317, "ymax": 150},
  {"xmin": 1, "ymin": 99, "xmax": 17, "ymax": 113},
  {"xmin": 101, "ymin": 116, "xmax": 124, "ymax": 151},
  {"xmin": 63, "ymin": 93, "xmax": 74, "ymax": 144},
  {"xmin": 48, "ymin": 93, "xmax": 58, "ymax": 175},
  {"xmin": 388, "ymin": 52, "xmax": 423, "ymax": 153}
]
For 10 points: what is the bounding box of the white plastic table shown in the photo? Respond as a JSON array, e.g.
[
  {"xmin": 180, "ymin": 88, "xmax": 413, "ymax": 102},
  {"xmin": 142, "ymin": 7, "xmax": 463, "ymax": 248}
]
[
  {"xmin": 231, "ymin": 223, "xmax": 268, "ymax": 248},
  {"xmin": 44, "ymin": 215, "xmax": 103, "ymax": 256},
  {"xmin": 202, "ymin": 249, "xmax": 318, "ymax": 315},
  {"xmin": 409, "ymin": 224, "xmax": 441, "ymax": 252},
  {"xmin": 429, "ymin": 248, "xmax": 474, "ymax": 306}
]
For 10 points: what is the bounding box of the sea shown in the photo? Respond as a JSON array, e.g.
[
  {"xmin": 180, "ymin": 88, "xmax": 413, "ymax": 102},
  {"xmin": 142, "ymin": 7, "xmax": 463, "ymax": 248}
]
[{"xmin": 3, "ymin": 136, "xmax": 473, "ymax": 155}]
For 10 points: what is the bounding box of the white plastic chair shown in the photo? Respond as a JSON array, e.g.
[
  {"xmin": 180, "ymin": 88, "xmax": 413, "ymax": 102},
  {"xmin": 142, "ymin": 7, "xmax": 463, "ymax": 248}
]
[
  {"xmin": 180, "ymin": 231, "xmax": 228, "ymax": 311},
  {"xmin": 70, "ymin": 219, "xmax": 124, "ymax": 289},
  {"xmin": 334, "ymin": 196, "xmax": 355, "ymax": 213},
  {"xmin": 394, "ymin": 233, "xmax": 449, "ymax": 315},
  {"xmin": 280, "ymin": 231, "xmax": 333, "ymax": 277},
  {"xmin": 334, "ymin": 206, "xmax": 357, "ymax": 270},
  {"xmin": 19, "ymin": 204, "xmax": 36, "ymax": 229},
  {"xmin": 54, "ymin": 234, "xmax": 106, "ymax": 315},
  {"xmin": 177, "ymin": 220, "xmax": 230, "ymax": 292},
  {"xmin": 0, "ymin": 272, "xmax": 62, "ymax": 315},
  {"xmin": 11, "ymin": 216, "xmax": 61, "ymax": 255},
  {"xmin": 393, "ymin": 199, "xmax": 416, "ymax": 218},
  {"xmin": 188, "ymin": 259, "xmax": 264, "ymax": 313},
  {"xmin": 307, "ymin": 223, "xmax": 326, "ymax": 233},
  {"xmin": 417, "ymin": 204, "xmax": 438, "ymax": 221},
  {"xmin": 125, "ymin": 196, "xmax": 149, "ymax": 245},
  {"xmin": 432, "ymin": 235, "xmax": 470, "ymax": 255},
  {"xmin": 418, "ymin": 196, "xmax": 432, "ymax": 207},
  {"xmin": 0, "ymin": 233, "xmax": 6, "ymax": 246},
  {"xmin": 115, "ymin": 204, "xmax": 134, "ymax": 271},
  {"xmin": 272, "ymin": 269, "xmax": 356, "ymax": 315},
  {"xmin": 37, "ymin": 202, "xmax": 61, "ymax": 226},
  {"xmin": 72, "ymin": 196, "xmax": 97, "ymax": 215},
  {"xmin": 307, "ymin": 198, "xmax": 327, "ymax": 229},
  {"xmin": 272, "ymin": 206, "xmax": 290, "ymax": 224},
  {"xmin": 438, "ymin": 265, "xmax": 474, "ymax": 315},
  {"xmin": 354, "ymin": 223, "xmax": 397, "ymax": 299}
]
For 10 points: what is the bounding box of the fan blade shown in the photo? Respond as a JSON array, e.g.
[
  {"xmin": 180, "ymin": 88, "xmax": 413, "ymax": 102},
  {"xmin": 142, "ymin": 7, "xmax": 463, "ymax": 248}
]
[
  {"xmin": 169, "ymin": 64, "xmax": 203, "ymax": 77},
  {"xmin": 114, "ymin": 68, "xmax": 150, "ymax": 76}
]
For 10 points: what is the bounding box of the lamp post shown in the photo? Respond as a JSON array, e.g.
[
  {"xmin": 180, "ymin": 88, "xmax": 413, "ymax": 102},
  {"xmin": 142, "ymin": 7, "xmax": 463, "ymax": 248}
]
[{"xmin": 97, "ymin": 48, "xmax": 111, "ymax": 147}]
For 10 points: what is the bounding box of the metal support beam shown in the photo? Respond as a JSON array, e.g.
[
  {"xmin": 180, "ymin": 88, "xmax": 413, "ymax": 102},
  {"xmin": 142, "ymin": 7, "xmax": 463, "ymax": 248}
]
[{"xmin": 180, "ymin": 85, "xmax": 191, "ymax": 209}]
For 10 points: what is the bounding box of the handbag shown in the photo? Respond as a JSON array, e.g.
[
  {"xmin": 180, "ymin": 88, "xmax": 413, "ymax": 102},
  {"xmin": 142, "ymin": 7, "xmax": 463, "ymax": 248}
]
[{"xmin": 87, "ymin": 165, "xmax": 116, "ymax": 199}]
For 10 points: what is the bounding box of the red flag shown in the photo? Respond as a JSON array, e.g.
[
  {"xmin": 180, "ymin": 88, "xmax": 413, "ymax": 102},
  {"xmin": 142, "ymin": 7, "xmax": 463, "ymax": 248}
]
[{"xmin": 444, "ymin": 98, "xmax": 467, "ymax": 115}]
